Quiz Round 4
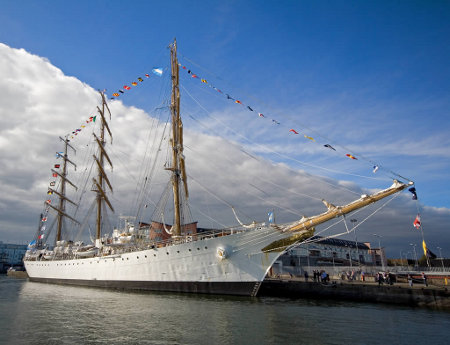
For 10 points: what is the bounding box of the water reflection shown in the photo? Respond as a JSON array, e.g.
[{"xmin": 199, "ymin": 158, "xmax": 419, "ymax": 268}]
[{"xmin": 0, "ymin": 277, "xmax": 449, "ymax": 345}]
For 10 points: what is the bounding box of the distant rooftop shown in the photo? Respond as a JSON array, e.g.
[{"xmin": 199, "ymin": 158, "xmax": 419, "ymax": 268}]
[{"xmin": 309, "ymin": 236, "xmax": 370, "ymax": 250}]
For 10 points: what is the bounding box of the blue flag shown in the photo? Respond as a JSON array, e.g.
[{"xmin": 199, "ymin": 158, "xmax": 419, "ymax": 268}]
[{"xmin": 268, "ymin": 211, "xmax": 274, "ymax": 224}]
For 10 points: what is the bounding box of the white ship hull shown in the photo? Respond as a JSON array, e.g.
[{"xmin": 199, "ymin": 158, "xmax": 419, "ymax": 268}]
[{"xmin": 24, "ymin": 226, "xmax": 289, "ymax": 296}]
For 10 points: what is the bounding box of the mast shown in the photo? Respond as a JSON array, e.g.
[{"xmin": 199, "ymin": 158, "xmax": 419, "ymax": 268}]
[
  {"xmin": 169, "ymin": 38, "xmax": 184, "ymax": 237},
  {"xmin": 47, "ymin": 136, "xmax": 79, "ymax": 242},
  {"xmin": 93, "ymin": 91, "xmax": 114, "ymax": 245}
]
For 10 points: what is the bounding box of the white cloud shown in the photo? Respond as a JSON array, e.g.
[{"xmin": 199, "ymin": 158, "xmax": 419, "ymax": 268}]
[{"xmin": 1, "ymin": 43, "xmax": 449, "ymax": 258}]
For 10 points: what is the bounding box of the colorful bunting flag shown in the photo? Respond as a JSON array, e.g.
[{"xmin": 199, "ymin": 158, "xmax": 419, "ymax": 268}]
[
  {"xmin": 373, "ymin": 165, "xmax": 379, "ymax": 173},
  {"xmin": 131, "ymin": 82, "xmax": 138, "ymax": 86},
  {"xmin": 123, "ymin": 85, "xmax": 131, "ymax": 90},
  {"xmin": 54, "ymin": 164, "xmax": 60, "ymax": 168},
  {"xmin": 413, "ymin": 214, "xmax": 421, "ymax": 229},
  {"xmin": 50, "ymin": 181, "xmax": 55, "ymax": 186},
  {"xmin": 422, "ymin": 240, "xmax": 428, "ymax": 256},
  {"xmin": 409, "ymin": 187, "xmax": 418, "ymax": 200},
  {"xmin": 304, "ymin": 135, "xmax": 315, "ymax": 141},
  {"xmin": 258, "ymin": 113, "xmax": 265, "ymax": 118},
  {"xmin": 145, "ymin": 74, "xmax": 150, "ymax": 78},
  {"xmin": 268, "ymin": 211, "xmax": 274, "ymax": 224},
  {"xmin": 38, "ymin": 234, "xmax": 45, "ymax": 240},
  {"xmin": 112, "ymin": 93, "xmax": 120, "ymax": 97},
  {"xmin": 247, "ymin": 106, "xmax": 253, "ymax": 111},
  {"xmin": 324, "ymin": 144, "xmax": 336, "ymax": 151},
  {"xmin": 138, "ymin": 77, "xmax": 143, "ymax": 82},
  {"xmin": 152, "ymin": 68, "xmax": 163, "ymax": 76},
  {"xmin": 52, "ymin": 173, "xmax": 58, "ymax": 177},
  {"xmin": 42, "ymin": 217, "xmax": 47, "ymax": 222},
  {"xmin": 289, "ymin": 129, "xmax": 299, "ymax": 134},
  {"xmin": 346, "ymin": 154, "xmax": 357, "ymax": 160}
]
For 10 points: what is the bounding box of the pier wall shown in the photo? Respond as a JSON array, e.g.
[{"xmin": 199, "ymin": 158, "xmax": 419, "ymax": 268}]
[{"xmin": 259, "ymin": 278, "xmax": 450, "ymax": 309}]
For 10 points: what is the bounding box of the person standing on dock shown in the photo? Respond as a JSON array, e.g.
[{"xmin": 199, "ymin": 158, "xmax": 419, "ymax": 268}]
[
  {"xmin": 408, "ymin": 274, "xmax": 413, "ymax": 287},
  {"xmin": 422, "ymin": 272, "xmax": 428, "ymax": 287},
  {"xmin": 304, "ymin": 271, "xmax": 309, "ymax": 282}
]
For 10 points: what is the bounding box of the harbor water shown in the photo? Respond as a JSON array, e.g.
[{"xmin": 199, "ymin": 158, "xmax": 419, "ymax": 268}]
[{"xmin": 1, "ymin": 276, "xmax": 449, "ymax": 345}]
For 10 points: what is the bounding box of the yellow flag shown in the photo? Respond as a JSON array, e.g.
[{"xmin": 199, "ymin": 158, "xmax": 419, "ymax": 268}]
[{"xmin": 422, "ymin": 240, "xmax": 427, "ymax": 256}]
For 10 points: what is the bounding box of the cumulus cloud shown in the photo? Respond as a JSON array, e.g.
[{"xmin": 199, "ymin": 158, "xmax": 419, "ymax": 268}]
[{"xmin": 1, "ymin": 43, "xmax": 449, "ymax": 257}]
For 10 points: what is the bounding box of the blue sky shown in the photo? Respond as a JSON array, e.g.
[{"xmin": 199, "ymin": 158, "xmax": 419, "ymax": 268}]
[{"xmin": 1, "ymin": 1, "xmax": 449, "ymax": 255}]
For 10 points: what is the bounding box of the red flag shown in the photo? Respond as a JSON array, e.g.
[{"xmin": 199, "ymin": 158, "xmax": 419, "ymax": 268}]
[
  {"xmin": 123, "ymin": 85, "xmax": 131, "ymax": 90},
  {"xmin": 235, "ymin": 100, "xmax": 242, "ymax": 104},
  {"xmin": 413, "ymin": 214, "xmax": 421, "ymax": 229},
  {"xmin": 145, "ymin": 74, "xmax": 150, "ymax": 78},
  {"xmin": 289, "ymin": 129, "xmax": 299, "ymax": 134},
  {"xmin": 54, "ymin": 164, "xmax": 60, "ymax": 168},
  {"xmin": 52, "ymin": 173, "xmax": 57, "ymax": 177}
]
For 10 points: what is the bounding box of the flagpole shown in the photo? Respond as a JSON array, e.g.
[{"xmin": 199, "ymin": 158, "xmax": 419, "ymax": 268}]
[{"xmin": 415, "ymin": 203, "xmax": 430, "ymax": 268}]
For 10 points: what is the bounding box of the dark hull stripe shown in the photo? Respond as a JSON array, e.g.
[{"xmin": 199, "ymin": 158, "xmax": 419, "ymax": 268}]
[{"xmin": 29, "ymin": 277, "xmax": 258, "ymax": 296}]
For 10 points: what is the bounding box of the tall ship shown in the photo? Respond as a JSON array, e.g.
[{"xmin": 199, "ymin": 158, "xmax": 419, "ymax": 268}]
[{"xmin": 24, "ymin": 40, "xmax": 413, "ymax": 296}]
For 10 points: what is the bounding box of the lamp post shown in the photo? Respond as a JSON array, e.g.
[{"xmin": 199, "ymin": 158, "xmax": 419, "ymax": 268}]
[
  {"xmin": 351, "ymin": 219, "xmax": 360, "ymax": 266},
  {"xmin": 410, "ymin": 243, "xmax": 418, "ymax": 269},
  {"xmin": 345, "ymin": 244, "xmax": 352, "ymax": 267},
  {"xmin": 373, "ymin": 234, "xmax": 384, "ymax": 271},
  {"xmin": 437, "ymin": 247, "xmax": 445, "ymax": 271}
]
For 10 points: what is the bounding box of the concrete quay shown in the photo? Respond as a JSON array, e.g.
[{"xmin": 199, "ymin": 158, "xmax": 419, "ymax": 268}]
[{"xmin": 259, "ymin": 277, "xmax": 450, "ymax": 310}]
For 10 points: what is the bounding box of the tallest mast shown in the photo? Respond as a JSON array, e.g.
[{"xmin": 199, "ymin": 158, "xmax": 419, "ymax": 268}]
[{"xmin": 170, "ymin": 39, "xmax": 182, "ymax": 237}]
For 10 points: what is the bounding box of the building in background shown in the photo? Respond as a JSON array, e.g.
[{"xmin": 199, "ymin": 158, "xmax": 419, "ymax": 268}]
[
  {"xmin": 0, "ymin": 242, "xmax": 27, "ymax": 273},
  {"xmin": 272, "ymin": 236, "xmax": 386, "ymax": 276}
]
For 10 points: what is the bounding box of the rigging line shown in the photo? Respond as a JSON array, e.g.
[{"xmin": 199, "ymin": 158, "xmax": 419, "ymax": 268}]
[
  {"xmin": 184, "ymin": 140, "xmax": 325, "ymax": 204},
  {"xmin": 135, "ymin": 115, "xmax": 171, "ymax": 222},
  {"xmin": 75, "ymin": 199, "xmax": 96, "ymax": 241},
  {"xmin": 304, "ymin": 191, "xmax": 404, "ymax": 245},
  {"xmin": 178, "ymin": 55, "xmax": 410, "ymax": 183},
  {"xmin": 181, "ymin": 85, "xmax": 386, "ymax": 181},
  {"xmin": 181, "ymin": 85, "xmax": 367, "ymax": 197},
  {"xmin": 263, "ymin": 191, "xmax": 404, "ymax": 253},
  {"xmin": 189, "ymin": 204, "xmax": 229, "ymax": 229},
  {"xmin": 186, "ymin": 174, "xmax": 232, "ymax": 208},
  {"xmin": 129, "ymin": 121, "xmax": 160, "ymax": 215}
]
